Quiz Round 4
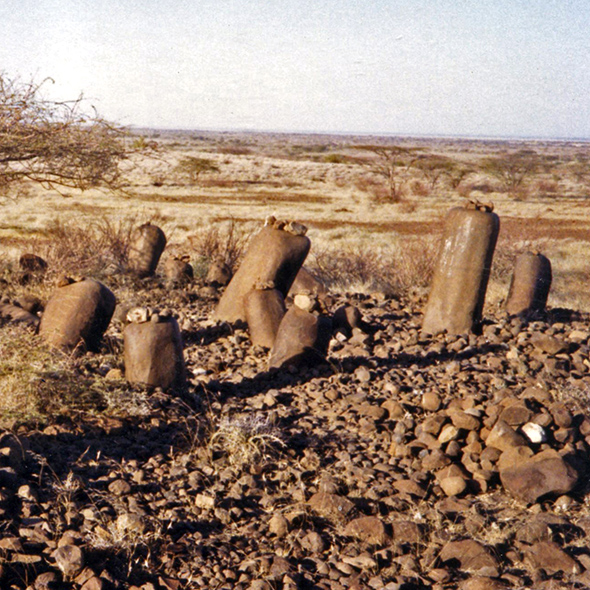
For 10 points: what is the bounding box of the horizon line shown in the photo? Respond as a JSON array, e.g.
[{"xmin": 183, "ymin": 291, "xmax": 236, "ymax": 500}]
[{"xmin": 128, "ymin": 125, "xmax": 590, "ymax": 144}]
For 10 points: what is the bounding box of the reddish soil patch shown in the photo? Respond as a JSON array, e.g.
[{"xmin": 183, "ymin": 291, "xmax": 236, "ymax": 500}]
[{"xmin": 501, "ymin": 217, "xmax": 590, "ymax": 242}]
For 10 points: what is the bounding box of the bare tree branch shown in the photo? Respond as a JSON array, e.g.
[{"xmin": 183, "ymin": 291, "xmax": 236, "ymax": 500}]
[{"xmin": 0, "ymin": 73, "xmax": 133, "ymax": 195}]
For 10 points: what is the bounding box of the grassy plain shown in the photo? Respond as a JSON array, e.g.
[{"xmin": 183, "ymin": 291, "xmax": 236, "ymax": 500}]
[{"xmin": 1, "ymin": 129, "xmax": 589, "ymax": 310}]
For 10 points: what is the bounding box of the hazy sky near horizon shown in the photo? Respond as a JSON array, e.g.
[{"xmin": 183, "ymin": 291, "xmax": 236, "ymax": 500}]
[{"xmin": 1, "ymin": 0, "xmax": 589, "ymax": 138}]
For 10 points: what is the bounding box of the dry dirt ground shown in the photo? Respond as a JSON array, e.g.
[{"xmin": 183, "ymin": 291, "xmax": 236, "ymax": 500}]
[{"xmin": 0, "ymin": 131, "xmax": 590, "ymax": 589}]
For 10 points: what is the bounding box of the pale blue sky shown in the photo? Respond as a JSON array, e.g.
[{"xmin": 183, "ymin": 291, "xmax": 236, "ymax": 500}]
[{"xmin": 1, "ymin": 0, "xmax": 589, "ymax": 138}]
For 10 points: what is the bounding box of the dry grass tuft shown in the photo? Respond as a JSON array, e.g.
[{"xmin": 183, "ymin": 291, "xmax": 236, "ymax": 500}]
[
  {"xmin": 186, "ymin": 219, "xmax": 252, "ymax": 274},
  {"xmin": 0, "ymin": 326, "xmax": 127, "ymax": 428},
  {"xmin": 35, "ymin": 217, "xmax": 136, "ymax": 279},
  {"xmin": 208, "ymin": 413, "xmax": 284, "ymax": 469},
  {"xmin": 309, "ymin": 237, "xmax": 437, "ymax": 297}
]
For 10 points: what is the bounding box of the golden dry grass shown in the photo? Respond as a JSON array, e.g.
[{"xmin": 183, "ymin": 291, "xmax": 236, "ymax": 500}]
[{"xmin": 1, "ymin": 129, "xmax": 589, "ymax": 309}]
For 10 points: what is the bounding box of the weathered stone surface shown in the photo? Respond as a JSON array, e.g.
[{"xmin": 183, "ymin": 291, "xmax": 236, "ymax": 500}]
[
  {"xmin": 392, "ymin": 520, "xmax": 422, "ymax": 545},
  {"xmin": 163, "ymin": 257, "xmax": 193, "ymax": 284},
  {"xmin": 333, "ymin": 305, "xmax": 363, "ymax": 336},
  {"xmin": 54, "ymin": 544, "xmax": 85, "ymax": 578},
  {"xmin": 499, "ymin": 401, "xmax": 531, "ymax": 426},
  {"xmin": 39, "ymin": 279, "xmax": 116, "ymax": 352},
  {"xmin": 438, "ymin": 539, "xmax": 500, "ymax": 577},
  {"xmin": 289, "ymin": 266, "xmax": 327, "ymax": 296},
  {"xmin": 206, "ymin": 259, "xmax": 232, "ymax": 286},
  {"xmin": 128, "ymin": 223, "xmax": 167, "ymax": 277},
  {"xmin": 269, "ymin": 306, "xmax": 331, "ymax": 369},
  {"xmin": 14, "ymin": 296, "xmax": 42, "ymax": 317},
  {"xmin": 216, "ymin": 225, "xmax": 310, "ymax": 322},
  {"xmin": 19, "ymin": 253, "xmax": 47, "ymax": 273},
  {"xmin": 436, "ymin": 464, "xmax": 470, "ymax": 497},
  {"xmin": 530, "ymin": 333, "xmax": 567, "ymax": 355},
  {"xmin": 422, "ymin": 391, "xmax": 442, "ymax": 412},
  {"xmin": 499, "ymin": 450, "xmax": 579, "ymax": 503},
  {"xmin": 124, "ymin": 316, "xmax": 186, "ymax": 391},
  {"xmin": 244, "ymin": 288, "xmax": 286, "ymax": 348},
  {"xmin": 505, "ymin": 251, "xmax": 552, "ymax": 317},
  {"xmin": 308, "ymin": 492, "xmax": 354, "ymax": 521},
  {"xmin": 422, "ymin": 204, "xmax": 499, "ymax": 335},
  {"xmin": 448, "ymin": 409, "xmax": 480, "ymax": 431},
  {"xmin": 0, "ymin": 303, "xmax": 39, "ymax": 329},
  {"xmin": 268, "ymin": 513, "xmax": 289, "ymax": 537},
  {"xmin": 343, "ymin": 516, "xmax": 388, "ymax": 545},
  {"xmin": 524, "ymin": 541, "xmax": 581, "ymax": 575},
  {"xmin": 484, "ymin": 420, "xmax": 527, "ymax": 452}
]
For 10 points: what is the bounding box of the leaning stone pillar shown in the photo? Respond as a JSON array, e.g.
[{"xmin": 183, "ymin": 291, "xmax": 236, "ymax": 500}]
[
  {"xmin": 269, "ymin": 304, "xmax": 332, "ymax": 370},
  {"xmin": 39, "ymin": 278, "xmax": 116, "ymax": 352},
  {"xmin": 422, "ymin": 202, "xmax": 500, "ymax": 335},
  {"xmin": 244, "ymin": 286, "xmax": 286, "ymax": 349},
  {"xmin": 215, "ymin": 219, "xmax": 310, "ymax": 323}
]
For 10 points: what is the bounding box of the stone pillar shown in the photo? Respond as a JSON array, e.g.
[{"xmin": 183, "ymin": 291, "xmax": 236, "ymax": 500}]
[
  {"xmin": 244, "ymin": 287, "xmax": 286, "ymax": 349},
  {"xmin": 506, "ymin": 252, "xmax": 552, "ymax": 316},
  {"xmin": 39, "ymin": 279, "xmax": 116, "ymax": 352},
  {"xmin": 128, "ymin": 223, "xmax": 167, "ymax": 277},
  {"xmin": 124, "ymin": 310, "xmax": 186, "ymax": 391},
  {"xmin": 422, "ymin": 202, "xmax": 500, "ymax": 335},
  {"xmin": 163, "ymin": 256, "xmax": 193, "ymax": 285},
  {"xmin": 215, "ymin": 220, "xmax": 310, "ymax": 323},
  {"xmin": 269, "ymin": 305, "xmax": 332, "ymax": 370}
]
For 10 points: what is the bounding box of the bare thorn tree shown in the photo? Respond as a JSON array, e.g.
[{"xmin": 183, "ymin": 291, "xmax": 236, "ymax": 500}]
[
  {"xmin": 0, "ymin": 73, "xmax": 132, "ymax": 196},
  {"xmin": 480, "ymin": 149, "xmax": 540, "ymax": 195},
  {"xmin": 355, "ymin": 145, "xmax": 422, "ymax": 203}
]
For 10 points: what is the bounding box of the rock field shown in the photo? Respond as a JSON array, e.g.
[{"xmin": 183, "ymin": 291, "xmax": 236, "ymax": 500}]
[{"xmin": 2, "ymin": 280, "xmax": 590, "ymax": 590}]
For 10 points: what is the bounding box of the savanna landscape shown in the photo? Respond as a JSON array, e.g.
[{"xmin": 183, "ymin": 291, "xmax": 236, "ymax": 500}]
[{"xmin": 2, "ymin": 91, "xmax": 590, "ymax": 589}]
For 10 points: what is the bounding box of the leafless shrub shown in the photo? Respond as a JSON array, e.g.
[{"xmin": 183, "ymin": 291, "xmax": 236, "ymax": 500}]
[
  {"xmin": 0, "ymin": 73, "xmax": 133, "ymax": 196},
  {"xmin": 36, "ymin": 217, "xmax": 137, "ymax": 278},
  {"xmin": 187, "ymin": 219, "xmax": 251, "ymax": 273},
  {"xmin": 173, "ymin": 156, "xmax": 220, "ymax": 186},
  {"xmin": 310, "ymin": 238, "xmax": 437, "ymax": 297},
  {"xmin": 354, "ymin": 145, "xmax": 422, "ymax": 202},
  {"xmin": 216, "ymin": 145, "xmax": 253, "ymax": 155},
  {"xmin": 534, "ymin": 179, "xmax": 560, "ymax": 198},
  {"xmin": 354, "ymin": 175, "xmax": 402, "ymax": 203}
]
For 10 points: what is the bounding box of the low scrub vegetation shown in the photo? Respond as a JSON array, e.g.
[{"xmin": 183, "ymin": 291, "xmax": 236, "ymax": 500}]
[{"xmin": 309, "ymin": 237, "xmax": 437, "ymax": 297}]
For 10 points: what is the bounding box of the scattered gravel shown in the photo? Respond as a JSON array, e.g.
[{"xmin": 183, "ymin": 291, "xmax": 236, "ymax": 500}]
[{"xmin": 3, "ymin": 282, "xmax": 590, "ymax": 589}]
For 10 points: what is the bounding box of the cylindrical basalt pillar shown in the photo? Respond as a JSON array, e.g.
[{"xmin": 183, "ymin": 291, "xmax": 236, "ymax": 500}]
[
  {"xmin": 215, "ymin": 220, "xmax": 310, "ymax": 323},
  {"xmin": 269, "ymin": 306, "xmax": 332, "ymax": 370},
  {"xmin": 128, "ymin": 223, "xmax": 167, "ymax": 278},
  {"xmin": 244, "ymin": 287, "xmax": 286, "ymax": 349},
  {"xmin": 39, "ymin": 278, "xmax": 116, "ymax": 352},
  {"xmin": 505, "ymin": 251, "xmax": 552, "ymax": 316},
  {"xmin": 422, "ymin": 202, "xmax": 500, "ymax": 335},
  {"xmin": 124, "ymin": 313, "xmax": 186, "ymax": 391}
]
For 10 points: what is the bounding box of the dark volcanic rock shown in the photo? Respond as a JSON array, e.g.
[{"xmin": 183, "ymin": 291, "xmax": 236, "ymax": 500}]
[
  {"xmin": 499, "ymin": 450, "xmax": 579, "ymax": 503},
  {"xmin": 439, "ymin": 539, "xmax": 500, "ymax": 577}
]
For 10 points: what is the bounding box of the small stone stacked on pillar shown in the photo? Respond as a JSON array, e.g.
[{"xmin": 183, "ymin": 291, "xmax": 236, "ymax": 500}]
[
  {"xmin": 215, "ymin": 218, "xmax": 310, "ymax": 323},
  {"xmin": 39, "ymin": 278, "xmax": 116, "ymax": 352},
  {"xmin": 506, "ymin": 251, "xmax": 552, "ymax": 316},
  {"xmin": 422, "ymin": 201, "xmax": 499, "ymax": 335},
  {"xmin": 128, "ymin": 223, "xmax": 167, "ymax": 278},
  {"xmin": 124, "ymin": 308, "xmax": 186, "ymax": 391}
]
